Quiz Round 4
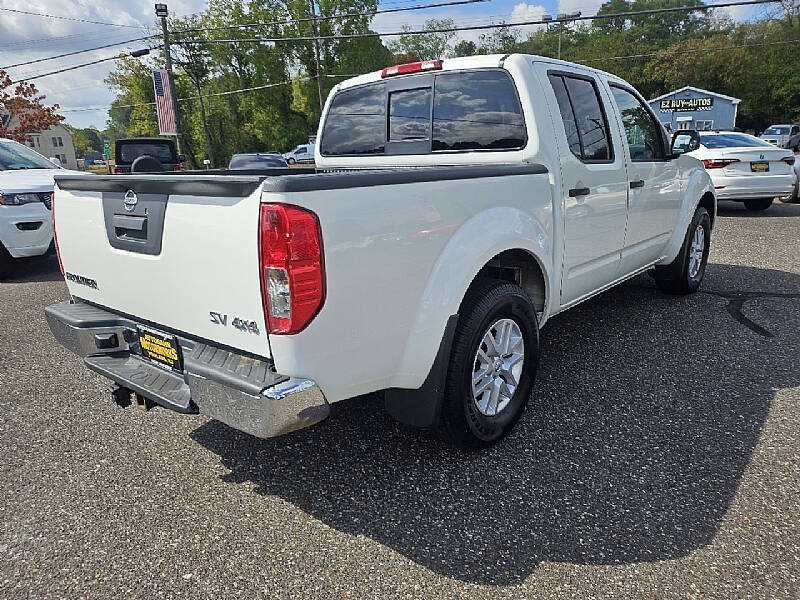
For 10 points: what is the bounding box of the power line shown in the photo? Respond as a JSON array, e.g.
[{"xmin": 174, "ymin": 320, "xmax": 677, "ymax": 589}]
[
  {"xmin": 170, "ymin": 0, "xmax": 489, "ymax": 35},
  {"xmin": 0, "ymin": 6, "xmax": 146, "ymax": 29},
  {"xmin": 10, "ymin": 48, "xmax": 159, "ymax": 84},
  {"xmin": 60, "ymin": 77, "xmax": 318, "ymax": 112},
  {"xmin": 1, "ymin": 36, "xmax": 157, "ymax": 70},
  {"xmin": 175, "ymin": 0, "xmax": 783, "ymax": 45}
]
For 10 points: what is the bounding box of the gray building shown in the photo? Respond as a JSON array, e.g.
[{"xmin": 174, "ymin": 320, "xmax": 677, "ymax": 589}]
[{"xmin": 649, "ymin": 86, "xmax": 741, "ymax": 133}]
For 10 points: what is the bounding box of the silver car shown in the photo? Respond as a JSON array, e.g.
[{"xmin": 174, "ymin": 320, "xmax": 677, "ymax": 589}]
[{"xmin": 760, "ymin": 124, "xmax": 800, "ymax": 150}]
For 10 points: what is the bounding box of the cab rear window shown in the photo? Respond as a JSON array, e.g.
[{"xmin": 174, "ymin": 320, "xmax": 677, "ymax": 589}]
[{"xmin": 320, "ymin": 69, "xmax": 526, "ymax": 156}]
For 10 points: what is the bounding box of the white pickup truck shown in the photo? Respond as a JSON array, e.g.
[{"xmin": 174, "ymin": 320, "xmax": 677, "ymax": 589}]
[{"xmin": 46, "ymin": 55, "xmax": 715, "ymax": 448}]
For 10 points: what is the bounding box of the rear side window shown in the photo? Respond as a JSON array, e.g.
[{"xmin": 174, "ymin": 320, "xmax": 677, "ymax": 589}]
[
  {"xmin": 548, "ymin": 73, "xmax": 612, "ymax": 162},
  {"xmin": 320, "ymin": 83, "xmax": 386, "ymax": 156},
  {"xmin": 432, "ymin": 71, "xmax": 526, "ymax": 151}
]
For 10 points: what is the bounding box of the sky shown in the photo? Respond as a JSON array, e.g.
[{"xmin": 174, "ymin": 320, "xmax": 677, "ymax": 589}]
[{"xmin": 0, "ymin": 0, "xmax": 774, "ymax": 130}]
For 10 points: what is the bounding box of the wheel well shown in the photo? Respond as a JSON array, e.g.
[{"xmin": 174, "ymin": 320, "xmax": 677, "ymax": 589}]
[
  {"xmin": 699, "ymin": 192, "xmax": 715, "ymax": 228},
  {"xmin": 472, "ymin": 249, "xmax": 546, "ymax": 315}
]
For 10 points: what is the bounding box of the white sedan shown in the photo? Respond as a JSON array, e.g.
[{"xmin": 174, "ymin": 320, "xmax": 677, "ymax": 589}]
[{"xmin": 672, "ymin": 130, "xmax": 795, "ymax": 211}]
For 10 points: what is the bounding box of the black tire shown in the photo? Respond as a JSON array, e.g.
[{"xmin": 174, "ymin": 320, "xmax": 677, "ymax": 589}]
[
  {"xmin": 287, "ymin": 157, "xmax": 296, "ymax": 165},
  {"xmin": 653, "ymin": 206, "xmax": 711, "ymax": 295},
  {"xmin": 744, "ymin": 198, "xmax": 773, "ymax": 211},
  {"xmin": 439, "ymin": 279, "xmax": 539, "ymax": 449}
]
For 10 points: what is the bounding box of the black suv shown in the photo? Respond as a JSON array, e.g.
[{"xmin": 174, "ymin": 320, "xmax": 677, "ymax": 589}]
[{"xmin": 113, "ymin": 138, "xmax": 185, "ymax": 173}]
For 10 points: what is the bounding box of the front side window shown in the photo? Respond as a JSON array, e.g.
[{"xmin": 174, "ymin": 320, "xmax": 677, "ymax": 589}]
[
  {"xmin": 610, "ymin": 86, "xmax": 665, "ymax": 161},
  {"xmin": 548, "ymin": 73, "xmax": 611, "ymax": 161},
  {"xmin": 320, "ymin": 83, "xmax": 386, "ymax": 156},
  {"xmin": 432, "ymin": 70, "xmax": 526, "ymax": 151}
]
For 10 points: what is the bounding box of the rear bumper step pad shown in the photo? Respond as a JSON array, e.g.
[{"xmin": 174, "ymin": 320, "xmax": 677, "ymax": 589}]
[{"xmin": 45, "ymin": 300, "xmax": 330, "ymax": 438}]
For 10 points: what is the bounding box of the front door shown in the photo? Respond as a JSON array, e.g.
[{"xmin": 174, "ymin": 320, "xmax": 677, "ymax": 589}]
[
  {"xmin": 544, "ymin": 69, "xmax": 630, "ymax": 306},
  {"xmin": 608, "ymin": 85, "xmax": 683, "ymax": 272}
]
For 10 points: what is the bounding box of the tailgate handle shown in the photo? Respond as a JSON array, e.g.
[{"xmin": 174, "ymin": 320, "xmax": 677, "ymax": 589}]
[{"xmin": 113, "ymin": 214, "xmax": 146, "ymax": 231}]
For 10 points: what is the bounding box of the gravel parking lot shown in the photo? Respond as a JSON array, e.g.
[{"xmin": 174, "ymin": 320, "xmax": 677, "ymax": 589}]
[{"xmin": 1, "ymin": 202, "xmax": 799, "ymax": 598}]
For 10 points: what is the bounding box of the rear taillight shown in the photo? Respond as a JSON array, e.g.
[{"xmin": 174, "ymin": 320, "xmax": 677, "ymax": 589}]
[
  {"xmin": 381, "ymin": 59, "xmax": 442, "ymax": 78},
  {"xmin": 113, "ymin": 165, "xmax": 123, "ymax": 174},
  {"xmin": 702, "ymin": 158, "xmax": 740, "ymax": 169},
  {"xmin": 259, "ymin": 203, "xmax": 324, "ymax": 335},
  {"xmin": 52, "ymin": 191, "xmax": 64, "ymax": 277},
  {"xmin": 782, "ymin": 156, "xmax": 795, "ymax": 166},
  {"xmin": 173, "ymin": 163, "xmax": 182, "ymax": 171}
]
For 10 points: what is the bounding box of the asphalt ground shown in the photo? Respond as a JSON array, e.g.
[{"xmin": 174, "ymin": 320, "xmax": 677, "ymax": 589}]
[{"xmin": 1, "ymin": 201, "xmax": 799, "ymax": 598}]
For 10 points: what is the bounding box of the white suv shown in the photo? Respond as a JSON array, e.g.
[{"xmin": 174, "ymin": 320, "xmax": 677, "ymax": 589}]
[{"xmin": 0, "ymin": 137, "xmax": 62, "ymax": 278}]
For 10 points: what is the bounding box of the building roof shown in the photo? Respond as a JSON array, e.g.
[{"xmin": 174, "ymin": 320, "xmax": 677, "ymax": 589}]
[{"xmin": 649, "ymin": 85, "xmax": 741, "ymax": 105}]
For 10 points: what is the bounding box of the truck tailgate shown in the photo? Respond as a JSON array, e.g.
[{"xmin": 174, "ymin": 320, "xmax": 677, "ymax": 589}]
[{"xmin": 54, "ymin": 174, "xmax": 271, "ymax": 358}]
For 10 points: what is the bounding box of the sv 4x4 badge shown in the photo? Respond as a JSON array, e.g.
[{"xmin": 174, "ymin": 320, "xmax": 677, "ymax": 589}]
[{"xmin": 210, "ymin": 311, "xmax": 260, "ymax": 335}]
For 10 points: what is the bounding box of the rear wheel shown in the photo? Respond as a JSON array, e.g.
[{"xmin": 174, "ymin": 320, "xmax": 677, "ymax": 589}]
[
  {"xmin": 439, "ymin": 279, "xmax": 539, "ymax": 449},
  {"xmin": 653, "ymin": 206, "xmax": 711, "ymax": 295},
  {"xmin": 744, "ymin": 198, "xmax": 773, "ymax": 211}
]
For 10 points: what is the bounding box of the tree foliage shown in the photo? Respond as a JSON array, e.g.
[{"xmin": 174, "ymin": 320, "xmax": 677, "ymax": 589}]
[{"xmin": 0, "ymin": 70, "xmax": 64, "ymax": 143}]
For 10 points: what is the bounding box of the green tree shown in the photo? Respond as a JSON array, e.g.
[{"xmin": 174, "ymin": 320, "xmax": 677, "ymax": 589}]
[
  {"xmin": 452, "ymin": 39, "xmax": 477, "ymax": 57},
  {"xmin": 389, "ymin": 18, "xmax": 456, "ymax": 61}
]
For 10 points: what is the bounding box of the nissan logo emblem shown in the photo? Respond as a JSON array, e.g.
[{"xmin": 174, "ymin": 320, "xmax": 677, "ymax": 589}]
[{"xmin": 123, "ymin": 190, "xmax": 138, "ymax": 212}]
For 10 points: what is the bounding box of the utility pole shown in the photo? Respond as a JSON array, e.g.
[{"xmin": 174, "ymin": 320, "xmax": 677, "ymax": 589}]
[
  {"xmin": 555, "ymin": 11, "xmax": 581, "ymax": 60},
  {"xmin": 557, "ymin": 22, "xmax": 563, "ymax": 59},
  {"xmin": 309, "ymin": 0, "xmax": 324, "ymax": 112},
  {"xmin": 155, "ymin": 3, "xmax": 183, "ymax": 155}
]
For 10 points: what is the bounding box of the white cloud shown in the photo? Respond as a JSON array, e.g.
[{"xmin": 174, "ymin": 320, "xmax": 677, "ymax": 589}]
[
  {"xmin": 509, "ymin": 3, "xmax": 548, "ymax": 37},
  {"xmin": 0, "ymin": 0, "xmax": 206, "ymax": 128}
]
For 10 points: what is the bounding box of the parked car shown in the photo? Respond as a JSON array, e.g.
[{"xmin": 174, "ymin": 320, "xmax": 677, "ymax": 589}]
[
  {"xmin": 0, "ymin": 137, "xmax": 61, "ymax": 278},
  {"xmin": 673, "ymin": 130, "xmax": 795, "ymax": 211},
  {"xmin": 46, "ymin": 54, "xmax": 715, "ymax": 449},
  {"xmin": 283, "ymin": 143, "xmax": 315, "ymax": 165},
  {"xmin": 759, "ymin": 124, "xmax": 800, "ymax": 150},
  {"xmin": 113, "ymin": 138, "xmax": 185, "ymax": 173},
  {"xmin": 228, "ymin": 153, "xmax": 289, "ymax": 169}
]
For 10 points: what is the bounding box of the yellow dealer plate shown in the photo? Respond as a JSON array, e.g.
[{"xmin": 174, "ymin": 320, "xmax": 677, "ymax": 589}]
[{"xmin": 137, "ymin": 326, "xmax": 183, "ymax": 373}]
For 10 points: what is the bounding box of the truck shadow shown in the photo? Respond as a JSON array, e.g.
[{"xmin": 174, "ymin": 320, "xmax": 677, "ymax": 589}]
[
  {"xmin": 717, "ymin": 201, "xmax": 800, "ymax": 218},
  {"xmin": 2, "ymin": 255, "xmax": 64, "ymax": 284},
  {"xmin": 190, "ymin": 263, "xmax": 800, "ymax": 585}
]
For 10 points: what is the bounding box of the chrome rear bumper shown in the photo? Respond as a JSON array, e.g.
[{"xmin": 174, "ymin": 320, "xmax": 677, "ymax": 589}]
[{"xmin": 45, "ymin": 300, "xmax": 329, "ymax": 438}]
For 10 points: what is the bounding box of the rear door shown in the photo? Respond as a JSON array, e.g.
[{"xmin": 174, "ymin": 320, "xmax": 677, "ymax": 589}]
[
  {"xmin": 541, "ymin": 67, "xmax": 629, "ymax": 306},
  {"xmin": 607, "ymin": 84, "xmax": 682, "ymax": 273},
  {"xmin": 54, "ymin": 174, "xmax": 271, "ymax": 358}
]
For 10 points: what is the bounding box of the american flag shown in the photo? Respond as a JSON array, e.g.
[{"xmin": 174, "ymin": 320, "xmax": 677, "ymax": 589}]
[{"xmin": 152, "ymin": 69, "xmax": 177, "ymax": 135}]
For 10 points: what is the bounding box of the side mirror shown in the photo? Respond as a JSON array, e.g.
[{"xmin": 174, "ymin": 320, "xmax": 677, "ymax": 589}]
[
  {"xmin": 49, "ymin": 156, "xmax": 62, "ymax": 168},
  {"xmin": 177, "ymin": 154, "xmax": 186, "ymax": 163}
]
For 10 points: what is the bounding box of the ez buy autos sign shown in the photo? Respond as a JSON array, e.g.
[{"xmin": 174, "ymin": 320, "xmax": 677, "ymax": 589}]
[{"xmin": 660, "ymin": 97, "xmax": 714, "ymax": 112}]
